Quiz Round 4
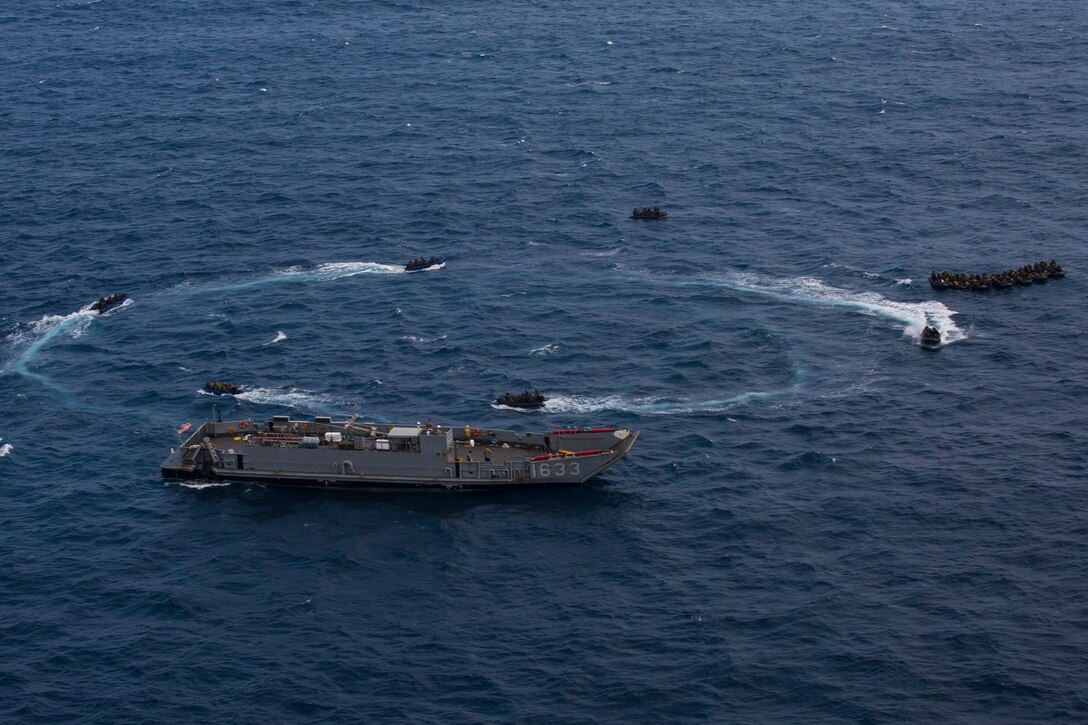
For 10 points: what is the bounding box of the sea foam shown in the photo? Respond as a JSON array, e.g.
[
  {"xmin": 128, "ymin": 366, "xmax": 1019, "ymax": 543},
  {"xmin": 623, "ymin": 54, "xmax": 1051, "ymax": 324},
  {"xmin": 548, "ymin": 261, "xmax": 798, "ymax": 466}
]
[
  {"xmin": 233, "ymin": 386, "xmax": 354, "ymax": 411},
  {"xmin": 211, "ymin": 262, "xmax": 406, "ymax": 293},
  {"xmin": 536, "ymin": 391, "xmax": 781, "ymax": 415},
  {"xmin": 717, "ymin": 273, "xmax": 965, "ymax": 345},
  {"xmin": 6, "ymin": 308, "xmax": 97, "ymax": 378}
]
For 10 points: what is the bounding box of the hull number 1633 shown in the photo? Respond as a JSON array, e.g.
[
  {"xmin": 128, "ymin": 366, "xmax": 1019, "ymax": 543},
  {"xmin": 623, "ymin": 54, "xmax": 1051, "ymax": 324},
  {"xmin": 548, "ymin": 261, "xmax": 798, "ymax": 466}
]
[{"xmin": 536, "ymin": 461, "xmax": 581, "ymax": 478}]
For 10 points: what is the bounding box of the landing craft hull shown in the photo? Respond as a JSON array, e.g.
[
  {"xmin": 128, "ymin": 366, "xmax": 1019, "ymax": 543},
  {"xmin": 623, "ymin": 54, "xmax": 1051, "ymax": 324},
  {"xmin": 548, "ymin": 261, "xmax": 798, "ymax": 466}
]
[
  {"xmin": 162, "ymin": 416, "xmax": 637, "ymax": 491},
  {"xmin": 161, "ymin": 467, "xmax": 588, "ymax": 492}
]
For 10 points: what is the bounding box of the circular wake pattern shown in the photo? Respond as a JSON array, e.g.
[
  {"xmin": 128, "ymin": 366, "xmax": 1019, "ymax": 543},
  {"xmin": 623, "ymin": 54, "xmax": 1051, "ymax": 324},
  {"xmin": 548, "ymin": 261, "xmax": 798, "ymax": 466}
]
[{"xmin": 1, "ymin": 1, "xmax": 1086, "ymax": 722}]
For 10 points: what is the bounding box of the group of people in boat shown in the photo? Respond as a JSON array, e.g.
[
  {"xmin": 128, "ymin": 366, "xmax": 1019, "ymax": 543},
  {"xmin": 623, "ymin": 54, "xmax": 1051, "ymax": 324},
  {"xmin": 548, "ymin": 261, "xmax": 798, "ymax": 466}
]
[
  {"xmin": 921, "ymin": 326, "xmax": 942, "ymax": 345},
  {"xmin": 495, "ymin": 389, "xmax": 546, "ymax": 409},
  {"xmin": 90, "ymin": 293, "xmax": 127, "ymax": 313},
  {"xmin": 204, "ymin": 380, "xmax": 243, "ymax": 395},
  {"xmin": 930, "ymin": 260, "xmax": 1064, "ymax": 290},
  {"xmin": 405, "ymin": 256, "xmax": 439, "ymax": 269},
  {"xmin": 631, "ymin": 207, "xmax": 667, "ymax": 219}
]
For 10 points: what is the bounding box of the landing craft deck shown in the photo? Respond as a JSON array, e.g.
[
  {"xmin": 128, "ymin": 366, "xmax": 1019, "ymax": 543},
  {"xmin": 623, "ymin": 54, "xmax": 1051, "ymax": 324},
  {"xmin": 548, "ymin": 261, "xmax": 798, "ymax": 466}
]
[{"xmin": 162, "ymin": 415, "xmax": 638, "ymax": 490}]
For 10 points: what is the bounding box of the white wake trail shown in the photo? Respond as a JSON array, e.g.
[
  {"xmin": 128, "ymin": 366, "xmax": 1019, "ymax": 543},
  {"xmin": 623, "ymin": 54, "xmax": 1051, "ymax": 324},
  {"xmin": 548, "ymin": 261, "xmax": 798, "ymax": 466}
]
[
  {"xmin": 233, "ymin": 386, "xmax": 354, "ymax": 411},
  {"xmin": 718, "ymin": 273, "xmax": 965, "ymax": 345},
  {"xmin": 523, "ymin": 392, "xmax": 781, "ymax": 415},
  {"xmin": 210, "ymin": 262, "xmax": 406, "ymax": 292}
]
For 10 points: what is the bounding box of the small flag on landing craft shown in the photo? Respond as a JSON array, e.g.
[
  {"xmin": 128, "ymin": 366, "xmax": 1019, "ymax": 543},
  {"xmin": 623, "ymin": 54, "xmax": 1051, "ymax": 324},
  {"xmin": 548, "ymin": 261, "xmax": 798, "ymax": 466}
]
[{"xmin": 176, "ymin": 423, "xmax": 192, "ymax": 435}]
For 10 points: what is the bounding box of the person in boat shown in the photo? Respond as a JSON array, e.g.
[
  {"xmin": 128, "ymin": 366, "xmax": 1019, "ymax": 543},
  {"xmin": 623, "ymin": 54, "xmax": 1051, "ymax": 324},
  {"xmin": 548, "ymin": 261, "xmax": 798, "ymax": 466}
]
[{"xmin": 632, "ymin": 208, "xmax": 640, "ymax": 217}]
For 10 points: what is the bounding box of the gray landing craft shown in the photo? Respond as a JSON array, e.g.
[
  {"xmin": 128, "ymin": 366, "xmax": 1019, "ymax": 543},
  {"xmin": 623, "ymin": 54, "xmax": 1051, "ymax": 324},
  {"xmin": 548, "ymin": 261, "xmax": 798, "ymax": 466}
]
[{"xmin": 162, "ymin": 416, "xmax": 639, "ymax": 491}]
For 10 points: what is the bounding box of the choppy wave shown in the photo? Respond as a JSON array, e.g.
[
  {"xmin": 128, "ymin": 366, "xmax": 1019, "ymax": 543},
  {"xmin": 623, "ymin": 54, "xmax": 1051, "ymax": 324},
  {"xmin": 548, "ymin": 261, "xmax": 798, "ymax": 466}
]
[
  {"xmin": 264, "ymin": 331, "xmax": 288, "ymax": 345},
  {"xmin": 529, "ymin": 343, "xmax": 560, "ymax": 357},
  {"xmin": 402, "ymin": 334, "xmax": 448, "ymax": 344},
  {"xmin": 0, "ymin": 437, "xmax": 11, "ymax": 457},
  {"xmin": 582, "ymin": 246, "xmax": 624, "ymax": 257}
]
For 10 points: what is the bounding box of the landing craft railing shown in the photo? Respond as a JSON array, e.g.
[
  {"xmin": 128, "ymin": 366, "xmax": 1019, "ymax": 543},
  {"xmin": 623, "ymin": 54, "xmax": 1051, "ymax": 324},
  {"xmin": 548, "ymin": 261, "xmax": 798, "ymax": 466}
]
[{"xmin": 252, "ymin": 434, "xmax": 304, "ymax": 447}]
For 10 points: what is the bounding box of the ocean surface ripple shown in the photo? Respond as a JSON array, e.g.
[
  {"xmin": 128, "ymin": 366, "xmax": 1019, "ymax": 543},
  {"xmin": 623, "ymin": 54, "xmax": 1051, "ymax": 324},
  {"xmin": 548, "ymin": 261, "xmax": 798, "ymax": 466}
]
[{"xmin": 2, "ymin": 0, "xmax": 1087, "ymax": 721}]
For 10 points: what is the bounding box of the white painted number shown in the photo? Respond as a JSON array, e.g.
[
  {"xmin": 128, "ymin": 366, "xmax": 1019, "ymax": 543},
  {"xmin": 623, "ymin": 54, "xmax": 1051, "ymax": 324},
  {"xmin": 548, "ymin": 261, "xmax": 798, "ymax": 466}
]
[{"xmin": 537, "ymin": 461, "xmax": 581, "ymax": 478}]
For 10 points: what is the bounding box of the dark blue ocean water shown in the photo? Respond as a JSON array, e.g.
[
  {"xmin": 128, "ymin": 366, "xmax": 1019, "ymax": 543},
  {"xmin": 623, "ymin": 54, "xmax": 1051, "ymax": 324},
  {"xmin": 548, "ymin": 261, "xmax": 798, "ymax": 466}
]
[{"xmin": 3, "ymin": 0, "xmax": 1088, "ymax": 721}]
